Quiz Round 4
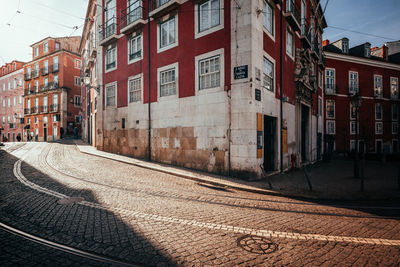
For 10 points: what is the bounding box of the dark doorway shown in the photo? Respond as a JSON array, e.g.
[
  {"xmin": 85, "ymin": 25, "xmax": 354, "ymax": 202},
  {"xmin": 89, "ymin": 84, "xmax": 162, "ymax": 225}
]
[
  {"xmin": 301, "ymin": 104, "xmax": 310, "ymax": 162},
  {"xmin": 263, "ymin": 115, "xmax": 276, "ymax": 171},
  {"xmin": 376, "ymin": 140, "xmax": 382, "ymax": 153},
  {"xmin": 44, "ymin": 128, "xmax": 47, "ymax": 141},
  {"xmin": 317, "ymin": 133, "xmax": 322, "ymax": 160},
  {"xmin": 88, "ymin": 116, "xmax": 91, "ymax": 145}
]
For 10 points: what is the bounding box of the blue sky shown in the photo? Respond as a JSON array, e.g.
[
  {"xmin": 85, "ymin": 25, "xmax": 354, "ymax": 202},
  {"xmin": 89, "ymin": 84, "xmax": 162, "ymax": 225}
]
[{"xmin": 321, "ymin": 0, "xmax": 400, "ymax": 47}]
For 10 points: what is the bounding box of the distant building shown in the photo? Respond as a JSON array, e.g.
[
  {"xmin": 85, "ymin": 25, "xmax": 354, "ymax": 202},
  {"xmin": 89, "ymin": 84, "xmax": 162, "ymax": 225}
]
[
  {"xmin": 323, "ymin": 38, "xmax": 399, "ymax": 154},
  {"xmin": 0, "ymin": 61, "xmax": 25, "ymax": 142},
  {"xmin": 23, "ymin": 36, "xmax": 82, "ymax": 141}
]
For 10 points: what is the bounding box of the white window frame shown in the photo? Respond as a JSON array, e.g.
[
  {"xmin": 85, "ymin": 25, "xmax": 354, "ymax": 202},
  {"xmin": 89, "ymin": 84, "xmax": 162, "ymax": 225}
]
[
  {"xmin": 262, "ymin": 0, "xmax": 275, "ymax": 41},
  {"xmin": 350, "ymin": 121, "xmax": 358, "ymax": 135},
  {"xmin": 34, "ymin": 46, "xmax": 39, "ymax": 57},
  {"xmin": 326, "ymin": 120, "xmax": 335, "ymax": 134},
  {"xmin": 128, "ymin": 73, "xmax": 143, "ymax": 104},
  {"xmin": 74, "ymin": 59, "xmax": 81, "ymax": 69},
  {"xmin": 326, "ymin": 99, "xmax": 335, "ymax": 119},
  {"xmin": 157, "ymin": 15, "xmax": 178, "ymax": 53},
  {"xmin": 195, "ymin": 0, "xmax": 224, "ymax": 39},
  {"xmin": 198, "ymin": 55, "xmax": 221, "ymax": 91},
  {"xmin": 349, "ymin": 71, "xmax": 358, "ymax": 94},
  {"xmin": 375, "ymin": 122, "xmax": 383, "ymax": 135},
  {"xmin": 128, "ymin": 33, "xmax": 143, "ymax": 64},
  {"xmin": 157, "ymin": 62, "xmax": 179, "ymax": 100},
  {"xmin": 375, "ymin": 103, "xmax": 382, "ymax": 121},
  {"xmin": 105, "ymin": 43, "xmax": 117, "ymax": 73},
  {"xmin": 391, "ymin": 77, "xmax": 399, "ymax": 99},
  {"xmin": 74, "ymin": 76, "xmax": 81, "ymax": 86},
  {"xmin": 105, "ymin": 81, "xmax": 117, "ymax": 108},
  {"xmin": 350, "ymin": 103, "xmax": 357, "ymax": 120},
  {"xmin": 44, "ymin": 42, "xmax": 48, "ymax": 53},
  {"xmin": 325, "ymin": 68, "xmax": 335, "ymax": 92},
  {"xmin": 263, "ymin": 54, "xmax": 275, "ymax": 93},
  {"xmin": 74, "ymin": 95, "xmax": 82, "ymax": 107},
  {"xmin": 195, "ymin": 48, "xmax": 224, "ymax": 94},
  {"xmin": 286, "ymin": 27, "xmax": 294, "ymax": 60},
  {"xmin": 374, "ymin": 75, "xmax": 383, "ymax": 98}
]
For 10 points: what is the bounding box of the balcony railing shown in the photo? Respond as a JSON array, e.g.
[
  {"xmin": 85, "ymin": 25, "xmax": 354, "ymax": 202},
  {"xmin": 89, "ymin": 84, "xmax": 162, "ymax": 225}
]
[
  {"xmin": 24, "ymin": 108, "xmax": 31, "ymax": 115},
  {"xmin": 285, "ymin": 0, "xmax": 301, "ymax": 31},
  {"xmin": 120, "ymin": 2, "xmax": 145, "ymax": 33},
  {"xmin": 50, "ymin": 104, "xmax": 59, "ymax": 112},
  {"xmin": 41, "ymin": 67, "xmax": 49, "ymax": 76},
  {"xmin": 99, "ymin": 17, "xmax": 117, "ymax": 45},
  {"xmin": 24, "ymin": 73, "xmax": 32, "ymax": 81},
  {"xmin": 129, "ymin": 50, "xmax": 142, "ymax": 61},
  {"xmin": 106, "ymin": 61, "xmax": 116, "ymax": 70},
  {"xmin": 149, "ymin": 0, "xmax": 182, "ymax": 18},
  {"xmin": 300, "ymin": 19, "xmax": 311, "ymax": 47},
  {"xmin": 40, "ymin": 105, "xmax": 48, "ymax": 113},
  {"xmin": 32, "ymin": 70, "xmax": 39, "ymax": 78},
  {"xmin": 31, "ymin": 106, "xmax": 39, "ymax": 114},
  {"xmin": 51, "ymin": 64, "xmax": 59, "ymax": 73}
]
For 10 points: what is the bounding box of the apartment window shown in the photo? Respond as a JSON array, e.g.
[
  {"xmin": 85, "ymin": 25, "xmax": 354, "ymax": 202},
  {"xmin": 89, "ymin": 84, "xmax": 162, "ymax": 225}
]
[
  {"xmin": 7, "ymin": 116, "xmax": 10, "ymax": 123},
  {"xmin": 391, "ymin": 77, "xmax": 399, "ymax": 99},
  {"xmin": 105, "ymin": 43, "xmax": 117, "ymax": 71},
  {"xmin": 263, "ymin": 1, "xmax": 274, "ymax": 36},
  {"xmin": 27, "ymin": 67, "xmax": 31, "ymax": 77},
  {"xmin": 318, "ymin": 71, "xmax": 323, "ymax": 89},
  {"xmin": 375, "ymin": 103, "xmax": 382, "ymax": 120},
  {"xmin": 13, "ymin": 96, "xmax": 16, "ymax": 106},
  {"xmin": 326, "ymin": 100, "xmax": 335, "ymax": 119},
  {"xmin": 159, "ymin": 67, "xmax": 176, "ymax": 97},
  {"xmin": 350, "ymin": 104, "xmax": 357, "ymax": 120},
  {"xmin": 55, "ymin": 42, "xmax": 60, "ymax": 50},
  {"xmin": 128, "ymin": 76, "xmax": 141, "ymax": 103},
  {"xmin": 53, "ymin": 56, "xmax": 59, "ymax": 71},
  {"xmin": 44, "ymin": 42, "xmax": 48, "ymax": 53},
  {"xmin": 374, "ymin": 75, "xmax": 383, "ymax": 97},
  {"xmin": 364, "ymin": 44, "xmax": 371, "ymax": 57},
  {"xmin": 393, "ymin": 122, "xmax": 399, "ymax": 134},
  {"xmin": 199, "ymin": 0, "xmax": 220, "ymax": 32},
  {"xmin": 44, "ymin": 78, "xmax": 48, "ymax": 88},
  {"xmin": 8, "ymin": 82, "xmax": 10, "ymax": 90},
  {"xmin": 34, "ymin": 46, "xmax": 39, "ymax": 57},
  {"xmin": 18, "ymin": 78, "xmax": 22, "ymax": 87},
  {"xmin": 75, "ymin": 59, "xmax": 81, "ymax": 69},
  {"xmin": 199, "ymin": 55, "xmax": 220, "ymax": 90},
  {"xmin": 35, "ymin": 117, "xmax": 38, "ymax": 124},
  {"xmin": 43, "ymin": 96, "xmax": 48, "ymax": 111},
  {"xmin": 35, "ymin": 80, "xmax": 39, "ymax": 92},
  {"xmin": 2, "ymin": 83, "xmax": 5, "ymax": 91},
  {"xmin": 128, "ymin": 34, "xmax": 142, "ymax": 63},
  {"xmin": 286, "ymin": 29, "xmax": 294, "ymax": 58},
  {"xmin": 7, "ymin": 98, "xmax": 10, "ymax": 107},
  {"xmin": 375, "ymin": 122, "xmax": 383, "ymax": 135},
  {"xmin": 13, "ymin": 79, "xmax": 16, "ymax": 89},
  {"xmin": 326, "ymin": 121, "xmax": 335, "ymax": 134},
  {"xmin": 342, "ymin": 39, "xmax": 348, "ymax": 54},
  {"xmin": 393, "ymin": 104, "xmax": 399, "ymax": 121},
  {"xmin": 19, "ymin": 95, "xmax": 22, "ymax": 104},
  {"xmin": 74, "ymin": 76, "xmax": 81, "ymax": 86},
  {"xmin": 74, "ymin": 96, "xmax": 81, "ymax": 106},
  {"xmin": 105, "ymin": 83, "xmax": 117, "ymax": 107},
  {"xmin": 263, "ymin": 57, "xmax": 274, "ymax": 92},
  {"xmin": 53, "ymin": 75, "xmax": 59, "ymax": 88},
  {"xmin": 349, "ymin": 72, "xmax": 358, "ymax": 93},
  {"xmin": 325, "ymin": 69, "xmax": 335, "ymax": 92},
  {"xmin": 350, "ymin": 121, "xmax": 358, "ymax": 135},
  {"xmin": 159, "ymin": 17, "xmax": 176, "ymax": 51}
]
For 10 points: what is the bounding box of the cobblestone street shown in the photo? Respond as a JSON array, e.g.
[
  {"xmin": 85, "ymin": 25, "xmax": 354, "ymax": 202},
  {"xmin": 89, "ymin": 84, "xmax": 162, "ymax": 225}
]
[{"xmin": 1, "ymin": 141, "xmax": 400, "ymax": 266}]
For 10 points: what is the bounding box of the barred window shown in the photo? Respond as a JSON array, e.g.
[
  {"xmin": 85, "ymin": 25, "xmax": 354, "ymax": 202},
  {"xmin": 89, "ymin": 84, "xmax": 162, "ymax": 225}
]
[
  {"xmin": 129, "ymin": 77, "xmax": 141, "ymax": 102},
  {"xmin": 160, "ymin": 68, "xmax": 176, "ymax": 97},
  {"xmin": 106, "ymin": 84, "xmax": 116, "ymax": 107},
  {"xmin": 199, "ymin": 56, "xmax": 220, "ymax": 90},
  {"xmin": 263, "ymin": 57, "xmax": 274, "ymax": 92}
]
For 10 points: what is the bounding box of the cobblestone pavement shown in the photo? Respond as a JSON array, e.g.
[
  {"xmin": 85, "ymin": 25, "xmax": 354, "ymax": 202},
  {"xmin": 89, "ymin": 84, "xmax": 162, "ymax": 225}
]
[{"xmin": 1, "ymin": 141, "xmax": 400, "ymax": 266}]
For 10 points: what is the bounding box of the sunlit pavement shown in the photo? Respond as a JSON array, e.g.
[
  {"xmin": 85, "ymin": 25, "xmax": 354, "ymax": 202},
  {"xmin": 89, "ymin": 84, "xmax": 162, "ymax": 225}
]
[{"xmin": 1, "ymin": 141, "xmax": 400, "ymax": 266}]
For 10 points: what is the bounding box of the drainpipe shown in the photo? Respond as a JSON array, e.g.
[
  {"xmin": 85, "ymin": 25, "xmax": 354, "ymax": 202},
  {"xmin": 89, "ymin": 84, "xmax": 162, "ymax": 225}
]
[
  {"xmin": 279, "ymin": 3, "xmax": 283, "ymax": 173},
  {"xmin": 147, "ymin": 1, "xmax": 151, "ymax": 161}
]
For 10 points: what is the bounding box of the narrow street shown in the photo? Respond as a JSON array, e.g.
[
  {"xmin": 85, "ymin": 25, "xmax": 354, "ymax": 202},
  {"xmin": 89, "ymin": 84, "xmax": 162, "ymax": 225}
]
[{"xmin": 1, "ymin": 142, "xmax": 399, "ymax": 266}]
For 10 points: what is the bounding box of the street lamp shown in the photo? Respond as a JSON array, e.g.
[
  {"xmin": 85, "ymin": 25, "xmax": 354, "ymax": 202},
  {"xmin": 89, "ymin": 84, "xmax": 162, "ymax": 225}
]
[{"xmin": 350, "ymin": 92, "xmax": 363, "ymax": 189}]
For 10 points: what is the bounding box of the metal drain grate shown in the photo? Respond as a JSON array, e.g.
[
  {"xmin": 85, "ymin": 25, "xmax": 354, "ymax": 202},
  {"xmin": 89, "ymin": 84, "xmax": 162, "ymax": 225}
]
[
  {"xmin": 58, "ymin": 197, "xmax": 84, "ymax": 205},
  {"xmin": 237, "ymin": 234, "xmax": 278, "ymax": 254}
]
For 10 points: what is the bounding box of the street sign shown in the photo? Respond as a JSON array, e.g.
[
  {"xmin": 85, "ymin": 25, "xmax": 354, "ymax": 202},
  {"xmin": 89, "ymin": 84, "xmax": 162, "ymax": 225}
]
[{"xmin": 234, "ymin": 65, "xmax": 248, "ymax": 79}]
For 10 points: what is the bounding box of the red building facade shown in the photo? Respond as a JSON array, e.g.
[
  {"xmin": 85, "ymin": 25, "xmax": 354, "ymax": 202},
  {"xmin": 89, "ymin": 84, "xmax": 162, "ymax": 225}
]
[
  {"xmin": 23, "ymin": 36, "xmax": 82, "ymax": 141},
  {"xmin": 323, "ymin": 38, "xmax": 400, "ymax": 154},
  {"xmin": 0, "ymin": 61, "xmax": 25, "ymax": 142},
  {"xmin": 95, "ymin": 0, "xmax": 326, "ymax": 178}
]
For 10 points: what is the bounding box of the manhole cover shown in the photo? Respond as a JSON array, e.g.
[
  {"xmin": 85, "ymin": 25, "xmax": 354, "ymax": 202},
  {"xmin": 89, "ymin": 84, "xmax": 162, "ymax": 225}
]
[
  {"xmin": 58, "ymin": 197, "xmax": 84, "ymax": 205},
  {"xmin": 237, "ymin": 235, "xmax": 278, "ymax": 254}
]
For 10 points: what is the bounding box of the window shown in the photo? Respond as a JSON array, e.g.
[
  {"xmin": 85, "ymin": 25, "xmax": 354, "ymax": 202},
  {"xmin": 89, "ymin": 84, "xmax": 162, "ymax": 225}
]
[
  {"xmin": 2, "ymin": 99, "xmax": 4, "ymax": 107},
  {"xmin": 19, "ymin": 96, "xmax": 22, "ymax": 104},
  {"xmin": 105, "ymin": 43, "xmax": 117, "ymax": 71},
  {"xmin": 34, "ymin": 46, "xmax": 39, "ymax": 57},
  {"xmin": 74, "ymin": 96, "xmax": 81, "ymax": 106},
  {"xmin": 159, "ymin": 17, "xmax": 177, "ymax": 51},
  {"xmin": 13, "ymin": 96, "xmax": 16, "ymax": 106},
  {"xmin": 44, "ymin": 60, "xmax": 49, "ymax": 74},
  {"xmin": 128, "ymin": 76, "xmax": 141, "ymax": 103},
  {"xmin": 326, "ymin": 100, "xmax": 335, "ymax": 119},
  {"xmin": 364, "ymin": 43, "xmax": 371, "ymax": 57},
  {"xmin": 350, "ymin": 121, "xmax": 358, "ymax": 135},
  {"xmin": 2, "ymin": 116, "xmax": 4, "ymax": 124},
  {"xmin": 7, "ymin": 98, "xmax": 10, "ymax": 107},
  {"xmin": 53, "ymin": 75, "xmax": 59, "ymax": 88},
  {"xmin": 105, "ymin": 83, "xmax": 117, "ymax": 107},
  {"xmin": 74, "ymin": 76, "xmax": 81, "ymax": 86},
  {"xmin": 375, "ymin": 103, "xmax": 382, "ymax": 120},
  {"xmin": 35, "ymin": 117, "xmax": 38, "ymax": 124},
  {"xmin": 325, "ymin": 69, "xmax": 335, "ymax": 92},
  {"xmin": 263, "ymin": 57, "xmax": 274, "ymax": 92},
  {"xmin": 53, "ymin": 57, "xmax": 59, "ymax": 71},
  {"xmin": 128, "ymin": 34, "xmax": 142, "ymax": 63},
  {"xmin": 375, "ymin": 122, "xmax": 383, "ymax": 135},
  {"xmin": 286, "ymin": 29, "xmax": 294, "ymax": 58},
  {"xmin": 393, "ymin": 104, "xmax": 399, "ymax": 121},
  {"xmin": 342, "ymin": 39, "xmax": 348, "ymax": 54},
  {"xmin": 8, "ymin": 82, "xmax": 10, "ymax": 90},
  {"xmin": 318, "ymin": 71, "xmax": 323, "ymax": 89},
  {"xmin": 74, "ymin": 59, "xmax": 81, "ymax": 69},
  {"xmin": 393, "ymin": 122, "xmax": 399, "ymax": 134},
  {"xmin": 18, "ymin": 78, "xmax": 22, "ymax": 87},
  {"xmin": 2, "ymin": 83, "xmax": 5, "ymax": 91},
  {"xmin": 349, "ymin": 72, "xmax": 358, "ymax": 93},
  {"xmin": 391, "ymin": 77, "xmax": 398, "ymax": 99},
  {"xmin": 13, "ymin": 79, "xmax": 16, "ymax": 89},
  {"xmin": 199, "ymin": 0, "xmax": 220, "ymax": 32},
  {"xmin": 263, "ymin": 1, "xmax": 274, "ymax": 36},
  {"xmin": 35, "ymin": 80, "xmax": 39, "ymax": 92},
  {"xmin": 159, "ymin": 68, "xmax": 176, "ymax": 97},
  {"xmin": 374, "ymin": 75, "xmax": 382, "ymax": 97},
  {"xmin": 326, "ymin": 121, "xmax": 335, "ymax": 134},
  {"xmin": 44, "ymin": 42, "xmax": 48, "ymax": 53},
  {"xmin": 199, "ymin": 55, "xmax": 220, "ymax": 90},
  {"xmin": 350, "ymin": 104, "xmax": 357, "ymax": 120},
  {"xmin": 44, "ymin": 78, "xmax": 48, "ymax": 88},
  {"xmin": 55, "ymin": 42, "xmax": 60, "ymax": 50}
]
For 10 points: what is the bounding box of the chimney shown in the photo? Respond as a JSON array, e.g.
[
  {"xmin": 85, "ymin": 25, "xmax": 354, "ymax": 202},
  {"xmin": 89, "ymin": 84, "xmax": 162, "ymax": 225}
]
[
  {"xmin": 382, "ymin": 45, "xmax": 388, "ymax": 61},
  {"xmin": 323, "ymin": 39, "xmax": 330, "ymax": 47}
]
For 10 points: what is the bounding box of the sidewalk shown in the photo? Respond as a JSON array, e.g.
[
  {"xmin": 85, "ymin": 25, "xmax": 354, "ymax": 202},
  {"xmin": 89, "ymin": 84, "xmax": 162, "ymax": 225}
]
[{"xmin": 74, "ymin": 140, "xmax": 400, "ymax": 201}]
